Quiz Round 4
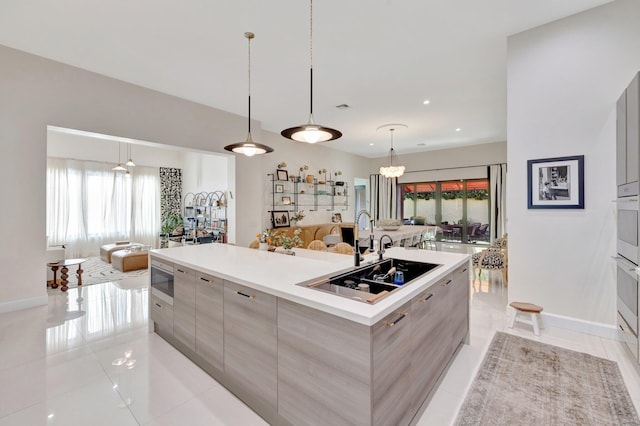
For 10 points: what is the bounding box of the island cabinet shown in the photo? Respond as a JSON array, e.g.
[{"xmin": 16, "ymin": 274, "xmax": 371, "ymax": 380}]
[
  {"xmin": 278, "ymin": 299, "xmax": 372, "ymax": 426},
  {"xmin": 195, "ymin": 272, "xmax": 223, "ymax": 372},
  {"xmin": 409, "ymin": 273, "xmax": 454, "ymax": 414},
  {"xmin": 278, "ymin": 299, "xmax": 428, "ymax": 426},
  {"xmin": 450, "ymin": 264, "xmax": 470, "ymax": 353},
  {"xmin": 371, "ymin": 302, "xmax": 413, "ymax": 426},
  {"xmin": 223, "ymin": 280, "xmax": 278, "ymax": 411},
  {"xmin": 150, "ymin": 294, "xmax": 173, "ymax": 337},
  {"xmin": 173, "ymin": 265, "xmax": 196, "ymax": 351}
]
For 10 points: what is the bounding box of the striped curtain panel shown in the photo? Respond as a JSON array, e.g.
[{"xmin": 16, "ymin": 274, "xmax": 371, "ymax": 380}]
[
  {"xmin": 370, "ymin": 174, "xmax": 399, "ymax": 222},
  {"xmin": 489, "ymin": 164, "xmax": 507, "ymax": 242}
]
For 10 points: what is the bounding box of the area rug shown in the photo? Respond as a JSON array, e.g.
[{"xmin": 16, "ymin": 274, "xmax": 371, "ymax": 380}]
[
  {"xmin": 48, "ymin": 256, "xmax": 148, "ymax": 289},
  {"xmin": 455, "ymin": 332, "xmax": 639, "ymax": 425}
]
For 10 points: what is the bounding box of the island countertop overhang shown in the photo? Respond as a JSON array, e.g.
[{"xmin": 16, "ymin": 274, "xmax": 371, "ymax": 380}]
[{"xmin": 150, "ymin": 244, "xmax": 469, "ymax": 325}]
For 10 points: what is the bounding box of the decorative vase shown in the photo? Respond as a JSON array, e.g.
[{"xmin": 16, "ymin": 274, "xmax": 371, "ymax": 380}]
[
  {"xmin": 306, "ymin": 174, "xmax": 314, "ymax": 184},
  {"xmin": 259, "ymin": 242, "xmax": 268, "ymax": 251}
]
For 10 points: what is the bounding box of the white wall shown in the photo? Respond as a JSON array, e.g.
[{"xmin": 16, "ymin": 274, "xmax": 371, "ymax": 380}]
[
  {"xmin": 370, "ymin": 141, "xmax": 506, "ymax": 173},
  {"xmin": 47, "ymin": 129, "xmax": 185, "ymax": 169},
  {"xmin": 507, "ymin": 0, "xmax": 640, "ymax": 327},
  {"xmin": 0, "ymin": 44, "xmax": 253, "ymax": 311},
  {"xmin": 181, "ymin": 151, "xmax": 229, "ymax": 194},
  {"xmin": 0, "ymin": 43, "xmax": 373, "ymax": 312}
]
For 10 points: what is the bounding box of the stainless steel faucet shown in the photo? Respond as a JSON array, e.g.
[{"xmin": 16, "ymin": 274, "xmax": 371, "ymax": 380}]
[{"xmin": 378, "ymin": 234, "xmax": 394, "ymax": 261}]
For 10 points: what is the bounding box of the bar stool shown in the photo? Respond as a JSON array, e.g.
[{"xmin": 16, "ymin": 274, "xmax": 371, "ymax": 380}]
[{"xmin": 508, "ymin": 302, "xmax": 543, "ymax": 336}]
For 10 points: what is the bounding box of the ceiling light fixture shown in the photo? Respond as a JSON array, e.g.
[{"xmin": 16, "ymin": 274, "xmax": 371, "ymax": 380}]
[
  {"xmin": 126, "ymin": 144, "xmax": 136, "ymax": 167},
  {"xmin": 378, "ymin": 123, "xmax": 407, "ymax": 179},
  {"xmin": 423, "ymin": 100, "xmax": 431, "ymax": 105},
  {"xmin": 280, "ymin": 0, "xmax": 342, "ymax": 144},
  {"xmin": 112, "ymin": 142, "xmax": 126, "ymax": 171},
  {"xmin": 224, "ymin": 32, "xmax": 273, "ymax": 157}
]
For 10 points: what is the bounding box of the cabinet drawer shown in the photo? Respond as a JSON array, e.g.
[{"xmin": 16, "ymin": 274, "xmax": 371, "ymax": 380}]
[
  {"xmin": 224, "ymin": 281, "xmax": 278, "ymax": 409},
  {"xmin": 150, "ymin": 295, "xmax": 173, "ymax": 336},
  {"xmin": 372, "ymin": 302, "xmax": 412, "ymax": 426},
  {"xmin": 174, "ymin": 265, "xmax": 196, "ymax": 351},
  {"xmin": 196, "ymin": 272, "xmax": 224, "ymax": 372}
]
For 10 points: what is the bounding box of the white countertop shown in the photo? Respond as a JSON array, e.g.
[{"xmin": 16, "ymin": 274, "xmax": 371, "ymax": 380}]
[{"xmin": 150, "ymin": 244, "xmax": 469, "ymax": 326}]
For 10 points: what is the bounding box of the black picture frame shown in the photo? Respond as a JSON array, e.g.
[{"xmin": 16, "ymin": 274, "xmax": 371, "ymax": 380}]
[
  {"xmin": 271, "ymin": 210, "xmax": 290, "ymax": 228},
  {"xmin": 275, "ymin": 184, "xmax": 284, "ymax": 193},
  {"xmin": 527, "ymin": 155, "xmax": 584, "ymax": 209},
  {"xmin": 276, "ymin": 169, "xmax": 289, "ymax": 181}
]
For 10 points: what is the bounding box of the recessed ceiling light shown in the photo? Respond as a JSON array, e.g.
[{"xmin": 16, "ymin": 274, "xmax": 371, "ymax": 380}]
[
  {"xmin": 369, "ymin": 143, "xmax": 374, "ymax": 146},
  {"xmin": 455, "ymin": 128, "xmax": 461, "ymax": 132},
  {"xmin": 423, "ymin": 100, "xmax": 430, "ymax": 105}
]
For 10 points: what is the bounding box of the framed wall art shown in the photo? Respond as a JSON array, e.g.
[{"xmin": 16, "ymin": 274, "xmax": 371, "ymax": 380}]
[
  {"xmin": 527, "ymin": 155, "xmax": 584, "ymax": 209},
  {"xmin": 271, "ymin": 210, "xmax": 290, "ymax": 228},
  {"xmin": 276, "ymin": 169, "xmax": 289, "ymax": 181}
]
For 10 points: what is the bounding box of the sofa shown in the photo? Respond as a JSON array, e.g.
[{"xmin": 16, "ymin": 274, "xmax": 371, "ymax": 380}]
[
  {"xmin": 100, "ymin": 241, "xmax": 144, "ymax": 263},
  {"xmin": 271, "ymin": 223, "xmax": 355, "ymax": 248}
]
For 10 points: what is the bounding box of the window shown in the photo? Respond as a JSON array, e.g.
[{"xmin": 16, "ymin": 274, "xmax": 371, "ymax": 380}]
[{"xmin": 401, "ymin": 179, "xmax": 489, "ymax": 243}]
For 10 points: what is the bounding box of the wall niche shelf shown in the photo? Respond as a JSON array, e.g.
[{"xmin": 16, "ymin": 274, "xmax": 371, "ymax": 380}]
[
  {"xmin": 183, "ymin": 191, "xmax": 228, "ymax": 244},
  {"xmin": 268, "ymin": 173, "xmax": 349, "ymax": 214}
]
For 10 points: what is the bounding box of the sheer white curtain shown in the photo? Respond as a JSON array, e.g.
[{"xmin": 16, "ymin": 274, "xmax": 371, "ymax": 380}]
[
  {"xmin": 47, "ymin": 158, "xmax": 160, "ymax": 257},
  {"xmin": 370, "ymin": 174, "xmax": 399, "ymax": 222},
  {"xmin": 489, "ymin": 164, "xmax": 507, "ymax": 242}
]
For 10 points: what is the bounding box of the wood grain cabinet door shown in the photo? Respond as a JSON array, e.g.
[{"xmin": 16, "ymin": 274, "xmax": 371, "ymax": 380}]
[
  {"xmin": 277, "ymin": 299, "xmax": 371, "ymax": 426},
  {"xmin": 223, "ymin": 281, "xmax": 277, "ymax": 410},
  {"xmin": 372, "ymin": 302, "xmax": 413, "ymax": 426},
  {"xmin": 450, "ymin": 264, "xmax": 470, "ymax": 353},
  {"xmin": 150, "ymin": 294, "xmax": 173, "ymax": 337},
  {"xmin": 409, "ymin": 276, "xmax": 451, "ymax": 414},
  {"xmin": 173, "ymin": 265, "xmax": 196, "ymax": 351},
  {"xmin": 195, "ymin": 272, "xmax": 223, "ymax": 372}
]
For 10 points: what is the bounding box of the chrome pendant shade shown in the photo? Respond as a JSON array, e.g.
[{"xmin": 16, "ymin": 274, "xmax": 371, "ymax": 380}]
[
  {"xmin": 224, "ymin": 32, "xmax": 273, "ymax": 156},
  {"xmin": 281, "ymin": 0, "xmax": 341, "ymax": 144},
  {"xmin": 378, "ymin": 124, "xmax": 406, "ymax": 179}
]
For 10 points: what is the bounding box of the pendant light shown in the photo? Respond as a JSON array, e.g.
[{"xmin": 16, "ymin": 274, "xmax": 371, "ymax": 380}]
[
  {"xmin": 112, "ymin": 142, "xmax": 126, "ymax": 171},
  {"xmin": 126, "ymin": 144, "xmax": 136, "ymax": 167},
  {"xmin": 280, "ymin": 0, "xmax": 342, "ymax": 143},
  {"xmin": 224, "ymin": 32, "xmax": 273, "ymax": 157},
  {"xmin": 378, "ymin": 124, "xmax": 406, "ymax": 178}
]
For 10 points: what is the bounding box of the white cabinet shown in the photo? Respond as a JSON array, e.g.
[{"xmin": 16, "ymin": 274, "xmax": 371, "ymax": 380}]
[
  {"xmin": 173, "ymin": 265, "xmax": 196, "ymax": 351},
  {"xmin": 617, "ymin": 72, "xmax": 640, "ymax": 188},
  {"xmin": 195, "ymin": 272, "xmax": 223, "ymax": 372},
  {"xmin": 223, "ymin": 280, "xmax": 278, "ymax": 410}
]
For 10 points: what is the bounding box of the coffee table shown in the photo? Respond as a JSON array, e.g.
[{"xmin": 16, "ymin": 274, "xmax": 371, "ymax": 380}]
[{"xmin": 47, "ymin": 258, "xmax": 87, "ymax": 292}]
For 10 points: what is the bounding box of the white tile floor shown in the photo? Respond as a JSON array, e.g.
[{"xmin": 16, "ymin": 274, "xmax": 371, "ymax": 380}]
[{"xmin": 1, "ymin": 247, "xmax": 640, "ymax": 425}]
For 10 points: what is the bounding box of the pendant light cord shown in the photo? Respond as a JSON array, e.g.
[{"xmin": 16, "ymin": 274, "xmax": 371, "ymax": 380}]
[
  {"xmin": 309, "ymin": 0, "xmax": 314, "ymax": 117},
  {"xmin": 247, "ymin": 32, "xmax": 253, "ymax": 134},
  {"xmin": 389, "ymin": 129, "xmax": 395, "ymax": 166}
]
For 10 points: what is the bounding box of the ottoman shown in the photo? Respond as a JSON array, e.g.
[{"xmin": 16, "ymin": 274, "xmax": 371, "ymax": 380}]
[
  {"xmin": 111, "ymin": 249, "xmax": 149, "ymax": 272},
  {"xmin": 100, "ymin": 241, "xmax": 142, "ymax": 263}
]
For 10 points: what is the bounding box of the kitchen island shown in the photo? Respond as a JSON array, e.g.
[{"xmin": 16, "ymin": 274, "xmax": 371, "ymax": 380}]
[{"xmin": 149, "ymin": 244, "xmax": 469, "ymax": 426}]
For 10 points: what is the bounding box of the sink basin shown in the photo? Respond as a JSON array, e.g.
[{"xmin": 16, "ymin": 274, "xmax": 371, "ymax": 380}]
[{"xmin": 301, "ymin": 258, "xmax": 441, "ymax": 304}]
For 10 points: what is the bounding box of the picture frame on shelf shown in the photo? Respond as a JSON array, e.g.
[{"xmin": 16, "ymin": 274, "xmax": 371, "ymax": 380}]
[
  {"xmin": 332, "ymin": 213, "xmax": 342, "ymax": 223},
  {"xmin": 276, "ymin": 169, "xmax": 289, "ymax": 181},
  {"xmin": 271, "ymin": 210, "xmax": 290, "ymax": 228},
  {"xmin": 282, "ymin": 196, "xmax": 291, "ymax": 205},
  {"xmin": 527, "ymin": 155, "xmax": 584, "ymax": 209},
  {"xmin": 275, "ymin": 184, "xmax": 284, "ymax": 193}
]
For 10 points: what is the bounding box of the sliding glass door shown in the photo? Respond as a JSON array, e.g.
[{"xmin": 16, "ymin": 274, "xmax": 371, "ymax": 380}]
[{"xmin": 401, "ymin": 179, "xmax": 489, "ymax": 243}]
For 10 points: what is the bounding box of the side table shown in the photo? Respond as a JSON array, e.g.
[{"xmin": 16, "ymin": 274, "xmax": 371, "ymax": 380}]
[{"xmin": 47, "ymin": 258, "xmax": 87, "ymax": 292}]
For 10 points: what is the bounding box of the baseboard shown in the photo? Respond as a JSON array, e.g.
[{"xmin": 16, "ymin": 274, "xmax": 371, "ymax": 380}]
[
  {"xmin": 540, "ymin": 311, "xmax": 618, "ymax": 340},
  {"xmin": 0, "ymin": 296, "xmax": 48, "ymax": 314}
]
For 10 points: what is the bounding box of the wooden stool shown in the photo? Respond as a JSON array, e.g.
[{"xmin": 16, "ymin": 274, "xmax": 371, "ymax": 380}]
[{"xmin": 508, "ymin": 302, "xmax": 543, "ymax": 336}]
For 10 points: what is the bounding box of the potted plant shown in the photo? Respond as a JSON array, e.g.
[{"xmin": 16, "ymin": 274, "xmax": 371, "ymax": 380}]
[
  {"xmin": 160, "ymin": 213, "xmax": 184, "ymax": 247},
  {"xmin": 271, "ymin": 229, "xmax": 303, "ymax": 255},
  {"xmin": 290, "ymin": 210, "xmax": 305, "ymax": 225}
]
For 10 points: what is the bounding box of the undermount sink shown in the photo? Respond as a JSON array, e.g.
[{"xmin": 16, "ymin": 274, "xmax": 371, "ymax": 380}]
[{"xmin": 302, "ymin": 258, "xmax": 441, "ymax": 304}]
